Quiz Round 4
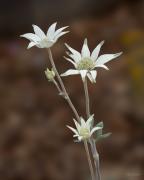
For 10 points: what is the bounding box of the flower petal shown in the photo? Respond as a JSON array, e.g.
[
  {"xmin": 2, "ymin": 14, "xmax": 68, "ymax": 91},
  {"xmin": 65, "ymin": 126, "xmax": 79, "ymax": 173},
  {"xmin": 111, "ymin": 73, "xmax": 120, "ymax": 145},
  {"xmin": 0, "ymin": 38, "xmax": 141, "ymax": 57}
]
[
  {"xmin": 95, "ymin": 64, "xmax": 109, "ymax": 70},
  {"xmin": 90, "ymin": 126, "xmax": 102, "ymax": 136},
  {"xmin": 90, "ymin": 70, "xmax": 97, "ymax": 83},
  {"xmin": 65, "ymin": 43, "xmax": 81, "ymax": 61},
  {"xmin": 54, "ymin": 31, "xmax": 69, "ymax": 41},
  {"xmin": 96, "ymin": 52, "xmax": 123, "ymax": 66},
  {"xmin": 80, "ymin": 117, "xmax": 86, "ymax": 127},
  {"xmin": 32, "ymin": 25, "xmax": 46, "ymax": 39},
  {"xmin": 91, "ymin": 40, "xmax": 104, "ymax": 61},
  {"xmin": 61, "ymin": 69, "xmax": 79, "ymax": 76},
  {"xmin": 81, "ymin": 38, "xmax": 90, "ymax": 58},
  {"xmin": 73, "ymin": 134, "xmax": 79, "ymax": 137},
  {"xmin": 47, "ymin": 22, "xmax": 57, "ymax": 39},
  {"xmin": 64, "ymin": 57, "xmax": 76, "ymax": 67},
  {"xmin": 67, "ymin": 125, "xmax": 78, "ymax": 135},
  {"xmin": 80, "ymin": 70, "xmax": 88, "ymax": 82},
  {"xmin": 27, "ymin": 42, "xmax": 37, "ymax": 49},
  {"xmin": 78, "ymin": 136, "xmax": 83, "ymax": 141},
  {"xmin": 87, "ymin": 73, "xmax": 94, "ymax": 83},
  {"xmin": 73, "ymin": 119, "xmax": 81, "ymax": 131},
  {"xmin": 54, "ymin": 26, "xmax": 69, "ymax": 37},
  {"xmin": 68, "ymin": 53, "xmax": 81, "ymax": 63},
  {"xmin": 86, "ymin": 114, "xmax": 94, "ymax": 128},
  {"xmin": 20, "ymin": 33, "xmax": 41, "ymax": 42}
]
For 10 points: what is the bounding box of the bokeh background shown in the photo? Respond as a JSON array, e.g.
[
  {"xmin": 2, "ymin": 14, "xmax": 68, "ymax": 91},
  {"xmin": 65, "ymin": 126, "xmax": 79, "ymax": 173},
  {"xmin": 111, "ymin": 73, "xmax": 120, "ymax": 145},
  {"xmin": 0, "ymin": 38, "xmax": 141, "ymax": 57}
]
[{"xmin": 0, "ymin": 0, "xmax": 144, "ymax": 180}]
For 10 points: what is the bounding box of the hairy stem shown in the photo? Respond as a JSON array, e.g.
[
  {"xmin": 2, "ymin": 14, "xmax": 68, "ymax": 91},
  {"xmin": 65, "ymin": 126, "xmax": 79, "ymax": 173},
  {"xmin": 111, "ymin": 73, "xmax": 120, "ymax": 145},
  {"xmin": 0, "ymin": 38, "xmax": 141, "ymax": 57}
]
[
  {"xmin": 83, "ymin": 78, "xmax": 101, "ymax": 180},
  {"xmin": 47, "ymin": 49, "xmax": 96, "ymax": 180},
  {"xmin": 47, "ymin": 48, "xmax": 80, "ymax": 121},
  {"xmin": 53, "ymin": 79, "xmax": 63, "ymax": 94},
  {"xmin": 90, "ymin": 140, "xmax": 101, "ymax": 180},
  {"xmin": 83, "ymin": 78, "xmax": 90, "ymax": 118},
  {"xmin": 84, "ymin": 141, "xmax": 95, "ymax": 180}
]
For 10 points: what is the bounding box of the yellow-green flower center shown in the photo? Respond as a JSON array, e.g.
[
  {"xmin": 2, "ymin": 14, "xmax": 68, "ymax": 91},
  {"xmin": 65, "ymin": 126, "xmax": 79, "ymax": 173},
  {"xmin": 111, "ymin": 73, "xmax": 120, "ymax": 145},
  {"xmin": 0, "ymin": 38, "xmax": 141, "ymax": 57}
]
[
  {"xmin": 77, "ymin": 58, "xmax": 95, "ymax": 70},
  {"xmin": 79, "ymin": 127, "xmax": 90, "ymax": 139}
]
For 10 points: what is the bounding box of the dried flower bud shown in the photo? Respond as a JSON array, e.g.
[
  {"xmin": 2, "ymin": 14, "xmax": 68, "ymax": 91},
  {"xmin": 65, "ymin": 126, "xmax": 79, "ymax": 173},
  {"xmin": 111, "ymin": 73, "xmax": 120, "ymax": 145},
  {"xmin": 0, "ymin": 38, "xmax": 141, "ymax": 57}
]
[{"xmin": 45, "ymin": 68, "xmax": 55, "ymax": 81}]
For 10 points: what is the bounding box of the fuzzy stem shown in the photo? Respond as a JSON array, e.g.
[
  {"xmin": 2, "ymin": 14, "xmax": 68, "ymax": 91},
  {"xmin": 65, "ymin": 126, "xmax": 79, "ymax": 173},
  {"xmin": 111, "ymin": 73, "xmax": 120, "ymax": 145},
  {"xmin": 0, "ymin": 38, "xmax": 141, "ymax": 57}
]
[
  {"xmin": 47, "ymin": 48, "xmax": 80, "ymax": 121},
  {"xmin": 47, "ymin": 48, "xmax": 96, "ymax": 180},
  {"xmin": 53, "ymin": 79, "xmax": 63, "ymax": 94},
  {"xmin": 83, "ymin": 78, "xmax": 90, "ymax": 118},
  {"xmin": 90, "ymin": 140, "xmax": 101, "ymax": 180},
  {"xmin": 83, "ymin": 78, "xmax": 101, "ymax": 180},
  {"xmin": 84, "ymin": 141, "xmax": 95, "ymax": 180}
]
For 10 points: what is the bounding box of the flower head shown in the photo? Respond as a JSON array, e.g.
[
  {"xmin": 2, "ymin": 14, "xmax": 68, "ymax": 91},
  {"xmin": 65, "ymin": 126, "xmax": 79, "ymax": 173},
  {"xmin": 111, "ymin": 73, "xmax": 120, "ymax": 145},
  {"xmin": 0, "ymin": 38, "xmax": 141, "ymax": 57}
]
[
  {"xmin": 45, "ymin": 68, "xmax": 55, "ymax": 81},
  {"xmin": 20, "ymin": 22, "xmax": 69, "ymax": 49},
  {"xmin": 61, "ymin": 39, "xmax": 122, "ymax": 83},
  {"xmin": 67, "ymin": 115, "xmax": 102, "ymax": 141}
]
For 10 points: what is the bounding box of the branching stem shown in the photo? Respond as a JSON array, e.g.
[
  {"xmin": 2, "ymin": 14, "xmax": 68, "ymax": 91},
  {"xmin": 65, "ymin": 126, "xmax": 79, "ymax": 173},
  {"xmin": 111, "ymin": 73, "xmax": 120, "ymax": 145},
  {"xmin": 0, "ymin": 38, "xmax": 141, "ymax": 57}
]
[
  {"xmin": 47, "ymin": 48, "xmax": 80, "ymax": 121},
  {"xmin": 47, "ymin": 48, "xmax": 98, "ymax": 180}
]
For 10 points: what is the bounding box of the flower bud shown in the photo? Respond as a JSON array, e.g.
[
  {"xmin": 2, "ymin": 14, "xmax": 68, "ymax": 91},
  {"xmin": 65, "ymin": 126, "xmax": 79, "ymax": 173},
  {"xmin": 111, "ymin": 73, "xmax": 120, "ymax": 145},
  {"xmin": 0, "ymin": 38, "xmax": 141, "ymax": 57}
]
[{"xmin": 45, "ymin": 68, "xmax": 55, "ymax": 81}]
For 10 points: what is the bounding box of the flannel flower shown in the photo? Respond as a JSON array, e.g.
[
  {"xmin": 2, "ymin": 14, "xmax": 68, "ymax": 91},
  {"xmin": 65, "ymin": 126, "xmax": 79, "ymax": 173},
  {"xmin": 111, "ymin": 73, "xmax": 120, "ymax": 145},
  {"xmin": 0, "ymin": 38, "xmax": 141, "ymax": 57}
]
[
  {"xmin": 61, "ymin": 39, "xmax": 122, "ymax": 83},
  {"xmin": 67, "ymin": 115, "xmax": 102, "ymax": 142},
  {"xmin": 20, "ymin": 22, "xmax": 69, "ymax": 49}
]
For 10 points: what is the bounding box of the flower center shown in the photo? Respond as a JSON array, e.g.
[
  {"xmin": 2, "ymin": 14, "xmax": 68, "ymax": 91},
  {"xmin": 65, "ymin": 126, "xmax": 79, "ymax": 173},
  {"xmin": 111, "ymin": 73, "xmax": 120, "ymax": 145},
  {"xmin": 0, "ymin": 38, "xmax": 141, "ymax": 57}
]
[
  {"xmin": 41, "ymin": 38, "xmax": 48, "ymax": 43},
  {"xmin": 77, "ymin": 58, "xmax": 95, "ymax": 70},
  {"xmin": 79, "ymin": 127, "xmax": 90, "ymax": 139}
]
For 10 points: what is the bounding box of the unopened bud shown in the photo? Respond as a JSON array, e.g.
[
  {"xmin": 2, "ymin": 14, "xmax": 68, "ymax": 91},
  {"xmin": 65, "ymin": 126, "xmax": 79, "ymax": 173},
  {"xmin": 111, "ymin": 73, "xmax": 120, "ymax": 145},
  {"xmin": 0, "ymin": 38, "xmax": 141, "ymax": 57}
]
[{"xmin": 45, "ymin": 68, "xmax": 55, "ymax": 81}]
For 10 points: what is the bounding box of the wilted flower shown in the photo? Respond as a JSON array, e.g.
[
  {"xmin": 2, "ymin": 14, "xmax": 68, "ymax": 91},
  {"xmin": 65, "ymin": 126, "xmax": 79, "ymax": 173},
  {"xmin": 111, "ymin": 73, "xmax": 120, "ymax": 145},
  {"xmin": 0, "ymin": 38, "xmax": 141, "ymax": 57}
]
[
  {"xmin": 45, "ymin": 68, "xmax": 55, "ymax": 81},
  {"xmin": 20, "ymin": 22, "xmax": 69, "ymax": 49},
  {"xmin": 67, "ymin": 115, "xmax": 102, "ymax": 141},
  {"xmin": 61, "ymin": 39, "xmax": 122, "ymax": 82}
]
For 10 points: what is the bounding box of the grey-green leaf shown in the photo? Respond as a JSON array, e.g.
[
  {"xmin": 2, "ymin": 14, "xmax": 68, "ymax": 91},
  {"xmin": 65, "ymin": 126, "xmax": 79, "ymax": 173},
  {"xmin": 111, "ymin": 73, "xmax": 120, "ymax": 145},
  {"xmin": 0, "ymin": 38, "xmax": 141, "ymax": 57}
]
[
  {"xmin": 101, "ymin": 132, "xmax": 112, "ymax": 138},
  {"xmin": 95, "ymin": 132, "xmax": 112, "ymax": 142},
  {"xmin": 96, "ymin": 121, "xmax": 104, "ymax": 128}
]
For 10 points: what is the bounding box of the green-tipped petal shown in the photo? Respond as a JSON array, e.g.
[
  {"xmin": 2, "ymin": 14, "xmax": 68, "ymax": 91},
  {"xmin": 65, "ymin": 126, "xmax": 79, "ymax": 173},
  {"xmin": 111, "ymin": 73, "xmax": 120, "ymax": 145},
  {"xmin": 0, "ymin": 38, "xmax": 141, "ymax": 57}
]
[{"xmin": 81, "ymin": 38, "xmax": 90, "ymax": 58}]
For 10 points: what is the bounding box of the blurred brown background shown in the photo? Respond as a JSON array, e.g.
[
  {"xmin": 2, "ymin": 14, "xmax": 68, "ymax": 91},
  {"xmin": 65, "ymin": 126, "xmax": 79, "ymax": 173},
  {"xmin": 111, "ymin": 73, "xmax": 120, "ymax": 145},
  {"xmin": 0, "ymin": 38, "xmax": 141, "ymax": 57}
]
[{"xmin": 0, "ymin": 0, "xmax": 144, "ymax": 180}]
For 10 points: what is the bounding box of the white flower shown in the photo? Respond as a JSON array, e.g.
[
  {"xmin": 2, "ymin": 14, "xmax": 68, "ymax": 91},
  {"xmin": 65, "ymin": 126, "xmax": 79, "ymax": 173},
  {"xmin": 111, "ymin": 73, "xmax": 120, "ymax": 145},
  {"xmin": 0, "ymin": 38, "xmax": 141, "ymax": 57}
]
[
  {"xmin": 61, "ymin": 39, "xmax": 122, "ymax": 83},
  {"xmin": 20, "ymin": 22, "xmax": 69, "ymax": 49},
  {"xmin": 67, "ymin": 115, "xmax": 102, "ymax": 141}
]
